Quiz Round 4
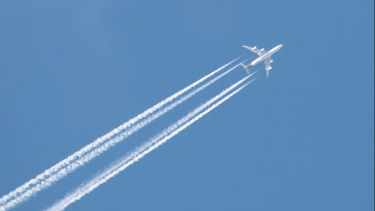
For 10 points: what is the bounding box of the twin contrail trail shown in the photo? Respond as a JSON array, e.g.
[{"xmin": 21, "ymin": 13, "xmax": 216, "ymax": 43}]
[
  {"xmin": 0, "ymin": 59, "xmax": 241, "ymax": 211},
  {"xmin": 1, "ymin": 61, "xmax": 243, "ymax": 211},
  {"xmin": 47, "ymin": 74, "xmax": 256, "ymax": 211}
]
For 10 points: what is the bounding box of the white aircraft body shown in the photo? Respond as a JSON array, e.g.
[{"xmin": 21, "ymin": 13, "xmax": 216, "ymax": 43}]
[{"xmin": 241, "ymin": 44, "xmax": 283, "ymax": 77}]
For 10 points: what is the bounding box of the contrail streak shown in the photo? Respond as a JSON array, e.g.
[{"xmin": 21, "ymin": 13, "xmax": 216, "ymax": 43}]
[
  {"xmin": 47, "ymin": 75, "xmax": 256, "ymax": 211},
  {"xmin": 1, "ymin": 61, "xmax": 243, "ymax": 210},
  {"xmin": 0, "ymin": 59, "xmax": 240, "ymax": 211}
]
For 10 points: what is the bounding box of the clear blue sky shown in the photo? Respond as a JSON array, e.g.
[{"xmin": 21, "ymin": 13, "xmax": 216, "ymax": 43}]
[{"xmin": 0, "ymin": 0, "xmax": 373, "ymax": 210}]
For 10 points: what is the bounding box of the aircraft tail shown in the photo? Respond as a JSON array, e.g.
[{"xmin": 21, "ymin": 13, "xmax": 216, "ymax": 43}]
[{"xmin": 240, "ymin": 63, "xmax": 252, "ymax": 74}]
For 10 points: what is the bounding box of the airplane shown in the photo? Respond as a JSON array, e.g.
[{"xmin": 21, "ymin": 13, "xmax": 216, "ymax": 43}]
[{"xmin": 241, "ymin": 44, "xmax": 283, "ymax": 78}]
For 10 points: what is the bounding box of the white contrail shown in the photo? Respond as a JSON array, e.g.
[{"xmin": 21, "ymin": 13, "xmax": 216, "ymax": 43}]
[
  {"xmin": 47, "ymin": 75, "xmax": 256, "ymax": 211},
  {"xmin": 0, "ymin": 61, "xmax": 243, "ymax": 211},
  {"xmin": 0, "ymin": 59, "xmax": 240, "ymax": 211}
]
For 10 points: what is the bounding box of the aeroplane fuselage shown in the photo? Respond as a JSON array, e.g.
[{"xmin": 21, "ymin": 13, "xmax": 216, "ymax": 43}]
[{"xmin": 250, "ymin": 44, "xmax": 283, "ymax": 66}]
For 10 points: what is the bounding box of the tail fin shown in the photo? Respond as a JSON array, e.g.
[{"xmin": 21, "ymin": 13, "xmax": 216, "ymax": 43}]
[{"xmin": 240, "ymin": 63, "xmax": 251, "ymax": 74}]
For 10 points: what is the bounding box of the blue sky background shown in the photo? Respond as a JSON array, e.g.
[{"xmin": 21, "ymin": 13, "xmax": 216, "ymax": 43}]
[{"xmin": 0, "ymin": 0, "xmax": 373, "ymax": 210}]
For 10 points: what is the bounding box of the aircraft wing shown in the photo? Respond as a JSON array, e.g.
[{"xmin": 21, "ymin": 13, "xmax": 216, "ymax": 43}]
[
  {"xmin": 242, "ymin": 45, "xmax": 267, "ymax": 56},
  {"xmin": 264, "ymin": 57, "xmax": 273, "ymax": 78}
]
